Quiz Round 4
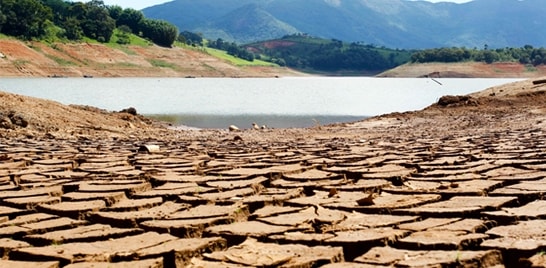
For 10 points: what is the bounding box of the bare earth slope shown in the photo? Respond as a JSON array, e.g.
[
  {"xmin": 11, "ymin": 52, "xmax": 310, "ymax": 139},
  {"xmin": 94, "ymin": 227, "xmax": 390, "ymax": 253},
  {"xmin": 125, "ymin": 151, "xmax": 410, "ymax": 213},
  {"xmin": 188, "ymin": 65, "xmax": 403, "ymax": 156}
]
[
  {"xmin": 0, "ymin": 39, "xmax": 301, "ymax": 78},
  {"xmin": 0, "ymin": 91, "xmax": 175, "ymax": 140},
  {"xmin": 2, "ymin": 39, "xmax": 546, "ymax": 78},
  {"xmin": 378, "ymin": 62, "xmax": 546, "ymax": 78}
]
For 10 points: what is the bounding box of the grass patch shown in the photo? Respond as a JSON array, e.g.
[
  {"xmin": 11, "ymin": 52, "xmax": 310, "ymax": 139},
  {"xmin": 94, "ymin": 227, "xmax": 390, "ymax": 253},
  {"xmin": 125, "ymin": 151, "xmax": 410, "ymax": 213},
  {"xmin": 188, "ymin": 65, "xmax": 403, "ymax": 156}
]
[
  {"xmin": 147, "ymin": 114, "xmax": 179, "ymax": 125},
  {"xmin": 115, "ymin": 46, "xmax": 137, "ymax": 55},
  {"xmin": 108, "ymin": 30, "xmax": 152, "ymax": 47},
  {"xmin": 115, "ymin": 62, "xmax": 139, "ymax": 67},
  {"xmin": 46, "ymin": 55, "xmax": 77, "ymax": 66},
  {"xmin": 13, "ymin": 59, "xmax": 30, "ymax": 67},
  {"xmin": 125, "ymin": 34, "xmax": 152, "ymax": 47},
  {"xmin": 493, "ymin": 68, "xmax": 504, "ymax": 73},
  {"xmin": 148, "ymin": 59, "xmax": 177, "ymax": 69},
  {"xmin": 81, "ymin": 31, "xmax": 151, "ymax": 48},
  {"xmin": 526, "ymin": 64, "xmax": 538, "ymax": 72},
  {"xmin": 81, "ymin": 36, "xmax": 99, "ymax": 44},
  {"xmin": 104, "ymin": 30, "xmax": 153, "ymax": 55},
  {"xmin": 205, "ymin": 47, "xmax": 277, "ymax": 67},
  {"xmin": 28, "ymin": 43, "xmax": 42, "ymax": 52}
]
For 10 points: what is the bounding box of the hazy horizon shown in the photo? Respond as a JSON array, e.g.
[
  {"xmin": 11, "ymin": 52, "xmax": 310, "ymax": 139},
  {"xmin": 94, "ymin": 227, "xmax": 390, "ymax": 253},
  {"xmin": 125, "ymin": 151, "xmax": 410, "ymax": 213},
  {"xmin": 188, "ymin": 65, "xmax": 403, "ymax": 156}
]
[{"xmin": 101, "ymin": 0, "xmax": 474, "ymax": 11}]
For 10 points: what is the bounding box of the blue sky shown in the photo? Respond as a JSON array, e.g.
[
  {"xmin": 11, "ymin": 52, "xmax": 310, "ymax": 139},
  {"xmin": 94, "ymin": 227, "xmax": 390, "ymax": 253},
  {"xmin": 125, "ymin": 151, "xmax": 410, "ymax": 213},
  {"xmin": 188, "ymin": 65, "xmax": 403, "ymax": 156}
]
[{"xmin": 101, "ymin": 0, "xmax": 473, "ymax": 10}]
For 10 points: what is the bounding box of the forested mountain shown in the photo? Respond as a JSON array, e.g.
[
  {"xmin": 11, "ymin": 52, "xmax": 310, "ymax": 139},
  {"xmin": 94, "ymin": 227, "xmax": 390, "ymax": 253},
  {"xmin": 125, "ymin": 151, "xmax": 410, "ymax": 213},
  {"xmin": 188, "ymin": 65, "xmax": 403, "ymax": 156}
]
[{"xmin": 143, "ymin": 0, "xmax": 546, "ymax": 49}]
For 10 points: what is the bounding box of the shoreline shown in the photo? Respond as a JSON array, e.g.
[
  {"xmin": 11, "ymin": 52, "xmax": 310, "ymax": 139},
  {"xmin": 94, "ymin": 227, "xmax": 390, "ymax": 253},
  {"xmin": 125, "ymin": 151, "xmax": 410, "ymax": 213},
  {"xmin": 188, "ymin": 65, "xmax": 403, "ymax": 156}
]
[
  {"xmin": 0, "ymin": 39, "xmax": 305, "ymax": 79},
  {"xmin": 2, "ymin": 40, "xmax": 546, "ymax": 79},
  {"xmin": 2, "ymin": 76, "xmax": 522, "ymax": 133}
]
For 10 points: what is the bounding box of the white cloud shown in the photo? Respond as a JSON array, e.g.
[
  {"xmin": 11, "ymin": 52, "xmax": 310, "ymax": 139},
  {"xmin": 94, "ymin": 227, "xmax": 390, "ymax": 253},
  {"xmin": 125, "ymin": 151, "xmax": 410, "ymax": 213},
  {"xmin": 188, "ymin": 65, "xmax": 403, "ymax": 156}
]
[
  {"xmin": 415, "ymin": 0, "xmax": 473, "ymax": 3},
  {"xmin": 324, "ymin": 0, "xmax": 342, "ymax": 7}
]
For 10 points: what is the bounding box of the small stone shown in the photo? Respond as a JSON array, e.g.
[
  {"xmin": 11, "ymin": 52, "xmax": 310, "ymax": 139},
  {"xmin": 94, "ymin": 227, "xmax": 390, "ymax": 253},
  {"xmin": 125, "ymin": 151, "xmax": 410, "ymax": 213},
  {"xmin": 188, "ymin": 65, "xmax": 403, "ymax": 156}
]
[{"xmin": 356, "ymin": 193, "xmax": 376, "ymax": 206}]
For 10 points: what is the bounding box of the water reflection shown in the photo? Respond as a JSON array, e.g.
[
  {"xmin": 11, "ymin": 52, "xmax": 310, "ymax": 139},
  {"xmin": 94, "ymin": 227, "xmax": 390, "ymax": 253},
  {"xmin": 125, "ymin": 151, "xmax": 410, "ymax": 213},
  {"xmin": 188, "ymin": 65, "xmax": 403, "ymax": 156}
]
[
  {"xmin": 148, "ymin": 114, "xmax": 366, "ymax": 129},
  {"xmin": 1, "ymin": 77, "xmax": 522, "ymax": 129}
]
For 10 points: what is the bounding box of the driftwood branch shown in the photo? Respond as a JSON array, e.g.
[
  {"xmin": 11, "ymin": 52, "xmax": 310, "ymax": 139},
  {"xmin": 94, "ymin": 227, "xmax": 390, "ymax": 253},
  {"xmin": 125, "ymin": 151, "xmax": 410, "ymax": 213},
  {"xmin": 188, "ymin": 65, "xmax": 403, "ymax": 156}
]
[{"xmin": 532, "ymin": 79, "xmax": 546, "ymax": 85}]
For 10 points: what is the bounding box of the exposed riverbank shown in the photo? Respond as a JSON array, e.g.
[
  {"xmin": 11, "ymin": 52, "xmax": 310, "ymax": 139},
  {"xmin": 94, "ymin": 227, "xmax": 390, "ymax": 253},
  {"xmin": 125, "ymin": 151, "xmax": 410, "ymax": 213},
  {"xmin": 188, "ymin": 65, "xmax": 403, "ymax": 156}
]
[
  {"xmin": 1, "ymin": 77, "xmax": 546, "ymax": 267},
  {"xmin": 2, "ymin": 39, "xmax": 546, "ymax": 78},
  {"xmin": 378, "ymin": 62, "xmax": 546, "ymax": 78},
  {"xmin": 2, "ymin": 34, "xmax": 546, "ymax": 267},
  {"xmin": 0, "ymin": 39, "xmax": 303, "ymax": 78}
]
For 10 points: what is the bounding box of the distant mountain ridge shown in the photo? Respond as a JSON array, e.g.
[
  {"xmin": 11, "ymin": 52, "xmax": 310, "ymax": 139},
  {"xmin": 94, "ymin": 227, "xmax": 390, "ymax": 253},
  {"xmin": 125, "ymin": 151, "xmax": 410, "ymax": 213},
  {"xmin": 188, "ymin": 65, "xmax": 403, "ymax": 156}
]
[{"xmin": 143, "ymin": 0, "xmax": 546, "ymax": 49}]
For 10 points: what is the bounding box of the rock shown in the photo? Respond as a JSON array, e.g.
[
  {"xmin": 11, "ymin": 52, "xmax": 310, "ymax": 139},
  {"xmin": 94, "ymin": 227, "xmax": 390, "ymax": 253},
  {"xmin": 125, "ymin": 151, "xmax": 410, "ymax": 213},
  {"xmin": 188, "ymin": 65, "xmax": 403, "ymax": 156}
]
[
  {"xmin": 12, "ymin": 232, "xmax": 226, "ymax": 267},
  {"xmin": 9, "ymin": 113, "xmax": 28, "ymax": 128},
  {"xmin": 437, "ymin": 95, "xmax": 478, "ymax": 107},
  {"xmin": 397, "ymin": 230, "xmax": 488, "ymax": 250},
  {"xmin": 532, "ymin": 78, "xmax": 546, "ymax": 85},
  {"xmin": 0, "ymin": 116, "xmax": 13, "ymax": 129},
  {"xmin": 64, "ymin": 258, "xmax": 163, "ymax": 268},
  {"xmin": 138, "ymin": 145, "xmax": 160, "ymax": 154},
  {"xmin": 204, "ymin": 238, "xmax": 343, "ymax": 267},
  {"xmin": 0, "ymin": 111, "xmax": 28, "ymax": 129},
  {"xmin": 119, "ymin": 107, "xmax": 137, "ymax": 115},
  {"xmin": 0, "ymin": 260, "xmax": 59, "ymax": 268},
  {"xmin": 24, "ymin": 224, "xmax": 143, "ymax": 246},
  {"xmin": 354, "ymin": 246, "xmax": 503, "ymax": 267}
]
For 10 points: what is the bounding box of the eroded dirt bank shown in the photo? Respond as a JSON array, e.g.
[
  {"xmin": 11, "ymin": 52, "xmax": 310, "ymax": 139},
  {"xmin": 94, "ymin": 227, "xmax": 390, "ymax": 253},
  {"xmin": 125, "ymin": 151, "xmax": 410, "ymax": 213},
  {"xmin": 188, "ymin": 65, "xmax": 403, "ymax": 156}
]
[
  {"xmin": 2, "ymin": 39, "xmax": 546, "ymax": 78},
  {"xmin": 0, "ymin": 77, "xmax": 546, "ymax": 267},
  {"xmin": 0, "ymin": 39, "xmax": 302, "ymax": 78},
  {"xmin": 378, "ymin": 62, "xmax": 546, "ymax": 78}
]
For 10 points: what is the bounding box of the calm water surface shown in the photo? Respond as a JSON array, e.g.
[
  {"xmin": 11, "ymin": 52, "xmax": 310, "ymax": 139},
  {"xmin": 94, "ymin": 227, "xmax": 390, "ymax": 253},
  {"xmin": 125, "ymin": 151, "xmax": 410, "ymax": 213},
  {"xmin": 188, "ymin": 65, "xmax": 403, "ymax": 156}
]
[{"xmin": 0, "ymin": 77, "xmax": 521, "ymax": 128}]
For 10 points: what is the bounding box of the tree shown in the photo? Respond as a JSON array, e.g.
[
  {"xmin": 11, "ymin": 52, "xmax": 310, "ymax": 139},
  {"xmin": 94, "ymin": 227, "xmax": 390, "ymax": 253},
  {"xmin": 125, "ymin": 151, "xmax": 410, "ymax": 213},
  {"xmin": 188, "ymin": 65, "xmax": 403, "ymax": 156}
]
[
  {"xmin": 210, "ymin": 38, "xmax": 225, "ymax": 49},
  {"xmin": 0, "ymin": 0, "xmax": 52, "ymax": 39},
  {"xmin": 115, "ymin": 25, "xmax": 132, "ymax": 44},
  {"xmin": 41, "ymin": 0, "xmax": 70, "ymax": 25},
  {"xmin": 107, "ymin": 5, "xmax": 123, "ymax": 21},
  {"xmin": 63, "ymin": 16, "xmax": 83, "ymax": 40},
  {"xmin": 68, "ymin": 2, "xmax": 88, "ymax": 20},
  {"xmin": 139, "ymin": 19, "xmax": 178, "ymax": 47},
  {"xmin": 481, "ymin": 50, "xmax": 499, "ymax": 64},
  {"xmin": 80, "ymin": 0, "xmax": 115, "ymax": 42},
  {"xmin": 0, "ymin": 8, "xmax": 6, "ymax": 33},
  {"xmin": 179, "ymin": 31, "xmax": 203, "ymax": 46},
  {"xmin": 531, "ymin": 48, "xmax": 546, "ymax": 66},
  {"xmin": 116, "ymin": 8, "xmax": 144, "ymax": 33}
]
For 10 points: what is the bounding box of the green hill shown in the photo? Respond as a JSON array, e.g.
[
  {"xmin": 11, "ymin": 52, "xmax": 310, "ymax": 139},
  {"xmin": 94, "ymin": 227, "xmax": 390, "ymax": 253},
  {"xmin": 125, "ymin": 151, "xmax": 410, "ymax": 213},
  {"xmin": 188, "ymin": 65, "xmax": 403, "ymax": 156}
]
[{"xmin": 245, "ymin": 35, "xmax": 413, "ymax": 75}]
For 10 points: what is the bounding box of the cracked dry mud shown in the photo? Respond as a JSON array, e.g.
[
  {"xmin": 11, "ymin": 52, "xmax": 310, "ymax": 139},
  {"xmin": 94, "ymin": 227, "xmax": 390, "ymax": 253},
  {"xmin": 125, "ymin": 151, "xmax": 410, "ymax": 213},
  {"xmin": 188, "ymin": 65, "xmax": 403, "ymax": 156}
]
[{"xmin": 1, "ymin": 78, "xmax": 546, "ymax": 267}]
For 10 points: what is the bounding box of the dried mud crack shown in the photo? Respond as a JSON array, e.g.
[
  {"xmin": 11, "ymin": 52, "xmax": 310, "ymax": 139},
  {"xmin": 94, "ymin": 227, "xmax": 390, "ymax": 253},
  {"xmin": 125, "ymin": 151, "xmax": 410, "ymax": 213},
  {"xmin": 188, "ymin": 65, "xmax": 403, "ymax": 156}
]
[{"xmin": 1, "ymin": 78, "xmax": 546, "ymax": 267}]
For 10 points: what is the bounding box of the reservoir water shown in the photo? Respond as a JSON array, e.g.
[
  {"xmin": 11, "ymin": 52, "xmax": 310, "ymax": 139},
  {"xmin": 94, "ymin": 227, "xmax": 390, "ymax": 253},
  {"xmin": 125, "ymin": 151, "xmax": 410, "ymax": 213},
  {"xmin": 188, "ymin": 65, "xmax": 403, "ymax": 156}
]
[{"xmin": 0, "ymin": 77, "xmax": 521, "ymax": 129}]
